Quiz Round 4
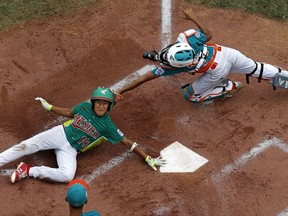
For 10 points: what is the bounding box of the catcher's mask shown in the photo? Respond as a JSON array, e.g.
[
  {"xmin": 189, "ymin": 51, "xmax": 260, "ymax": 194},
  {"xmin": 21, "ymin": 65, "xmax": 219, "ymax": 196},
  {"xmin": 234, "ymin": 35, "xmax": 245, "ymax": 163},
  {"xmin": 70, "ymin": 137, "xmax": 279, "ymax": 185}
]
[
  {"xmin": 91, "ymin": 87, "xmax": 115, "ymax": 111},
  {"xmin": 159, "ymin": 42, "xmax": 195, "ymax": 68}
]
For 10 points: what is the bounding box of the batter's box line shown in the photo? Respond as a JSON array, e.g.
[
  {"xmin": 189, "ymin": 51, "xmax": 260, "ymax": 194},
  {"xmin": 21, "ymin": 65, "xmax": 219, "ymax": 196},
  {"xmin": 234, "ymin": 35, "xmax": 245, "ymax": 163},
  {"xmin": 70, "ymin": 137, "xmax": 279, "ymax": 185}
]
[
  {"xmin": 79, "ymin": 151, "xmax": 133, "ymax": 184},
  {"xmin": 212, "ymin": 137, "xmax": 288, "ymax": 183},
  {"xmin": 277, "ymin": 207, "xmax": 288, "ymax": 216}
]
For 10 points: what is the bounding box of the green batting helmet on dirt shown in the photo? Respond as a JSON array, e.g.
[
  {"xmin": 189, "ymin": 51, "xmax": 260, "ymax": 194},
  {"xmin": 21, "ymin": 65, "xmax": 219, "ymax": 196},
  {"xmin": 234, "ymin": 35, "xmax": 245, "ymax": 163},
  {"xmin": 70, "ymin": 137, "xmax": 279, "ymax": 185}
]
[{"xmin": 91, "ymin": 87, "xmax": 115, "ymax": 111}]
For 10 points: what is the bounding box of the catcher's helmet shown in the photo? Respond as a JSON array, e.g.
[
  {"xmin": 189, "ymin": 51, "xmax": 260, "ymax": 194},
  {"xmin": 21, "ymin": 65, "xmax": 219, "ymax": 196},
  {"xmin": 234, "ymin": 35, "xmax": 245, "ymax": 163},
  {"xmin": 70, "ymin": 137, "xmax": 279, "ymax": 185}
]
[
  {"xmin": 91, "ymin": 87, "xmax": 115, "ymax": 111},
  {"xmin": 166, "ymin": 42, "xmax": 195, "ymax": 67}
]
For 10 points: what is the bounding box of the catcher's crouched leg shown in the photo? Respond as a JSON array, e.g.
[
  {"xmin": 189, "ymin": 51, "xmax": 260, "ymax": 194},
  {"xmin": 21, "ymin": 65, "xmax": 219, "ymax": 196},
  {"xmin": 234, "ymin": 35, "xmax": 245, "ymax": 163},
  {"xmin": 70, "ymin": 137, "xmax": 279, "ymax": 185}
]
[{"xmin": 182, "ymin": 81, "xmax": 242, "ymax": 103}]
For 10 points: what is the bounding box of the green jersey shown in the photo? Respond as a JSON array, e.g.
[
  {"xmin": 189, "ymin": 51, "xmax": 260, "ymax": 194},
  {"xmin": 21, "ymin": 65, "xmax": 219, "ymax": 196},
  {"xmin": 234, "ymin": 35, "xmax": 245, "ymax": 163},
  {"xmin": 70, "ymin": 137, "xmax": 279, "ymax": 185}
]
[{"xmin": 63, "ymin": 102, "xmax": 124, "ymax": 151}]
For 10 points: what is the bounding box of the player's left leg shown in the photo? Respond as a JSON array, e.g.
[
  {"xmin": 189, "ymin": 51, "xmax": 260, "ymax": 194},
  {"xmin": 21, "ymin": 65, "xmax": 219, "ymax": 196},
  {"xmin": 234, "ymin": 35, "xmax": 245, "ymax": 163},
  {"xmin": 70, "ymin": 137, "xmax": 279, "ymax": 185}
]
[
  {"xmin": 9, "ymin": 125, "xmax": 77, "ymax": 183},
  {"xmin": 28, "ymin": 143, "xmax": 77, "ymax": 182},
  {"xmin": 183, "ymin": 79, "xmax": 242, "ymax": 103},
  {"xmin": 28, "ymin": 128, "xmax": 78, "ymax": 183},
  {"xmin": 183, "ymin": 53, "xmax": 242, "ymax": 103}
]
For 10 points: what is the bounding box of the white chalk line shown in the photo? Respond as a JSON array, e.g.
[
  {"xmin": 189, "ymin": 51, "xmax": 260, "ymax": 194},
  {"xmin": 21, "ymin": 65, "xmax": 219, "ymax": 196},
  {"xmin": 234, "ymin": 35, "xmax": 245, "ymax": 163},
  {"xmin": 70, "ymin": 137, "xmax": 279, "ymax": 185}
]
[
  {"xmin": 110, "ymin": 64, "xmax": 155, "ymax": 91},
  {"xmin": 211, "ymin": 137, "xmax": 288, "ymax": 216},
  {"xmin": 161, "ymin": 0, "xmax": 172, "ymax": 48},
  {"xmin": 153, "ymin": 206, "xmax": 171, "ymax": 216},
  {"xmin": 153, "ymin": 2, "xmax": 172, "ymax": 214},
  {"xmin": 212, "ymin": 137, "xmax": 288, "ymax": 183},
  {"xmin": 278, "ymin": 208, "xmax": 288, "ymax": 216},
  {"xmin": 82, "ymin": 151, "xmax": 132, "ymax": 184}
]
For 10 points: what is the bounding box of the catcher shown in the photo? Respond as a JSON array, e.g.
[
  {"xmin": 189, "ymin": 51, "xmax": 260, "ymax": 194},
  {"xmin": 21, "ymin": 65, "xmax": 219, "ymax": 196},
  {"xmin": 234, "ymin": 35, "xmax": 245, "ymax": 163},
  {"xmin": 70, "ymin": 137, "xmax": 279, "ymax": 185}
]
[
  {"xmin": 0, "ymin": 87, "xmax": 165, "ymax": 183},
  {"xmin": 115, "ymin": 7, "xmax": 288, "ymax": 103}
]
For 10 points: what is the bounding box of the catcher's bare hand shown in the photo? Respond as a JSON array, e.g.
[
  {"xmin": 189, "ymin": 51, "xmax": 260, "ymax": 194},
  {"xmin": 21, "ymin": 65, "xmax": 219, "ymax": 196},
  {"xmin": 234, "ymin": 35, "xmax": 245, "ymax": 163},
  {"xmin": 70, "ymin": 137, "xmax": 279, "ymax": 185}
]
[{"xmin": 180, "ymin": 7, "xmax": 197, "ymax": 22}]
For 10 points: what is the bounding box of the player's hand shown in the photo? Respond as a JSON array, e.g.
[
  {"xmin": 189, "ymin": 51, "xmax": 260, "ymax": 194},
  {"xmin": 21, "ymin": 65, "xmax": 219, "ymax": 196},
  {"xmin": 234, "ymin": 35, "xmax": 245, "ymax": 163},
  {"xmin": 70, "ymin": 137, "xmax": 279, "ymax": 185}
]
[
  {"xmin": 180, "ymin": 7, "xmax": 197, "ymax": 21},
  {"xmin": 35, "ymin": 97, "xmax": 53, "ymax": 111},
  {"xmin": 113, "ymin": 91, "xmax": 123, "ymax": 102},
  {"xmin": 145, "ymin": 155, "xmax": 166, "ymax": 171}
]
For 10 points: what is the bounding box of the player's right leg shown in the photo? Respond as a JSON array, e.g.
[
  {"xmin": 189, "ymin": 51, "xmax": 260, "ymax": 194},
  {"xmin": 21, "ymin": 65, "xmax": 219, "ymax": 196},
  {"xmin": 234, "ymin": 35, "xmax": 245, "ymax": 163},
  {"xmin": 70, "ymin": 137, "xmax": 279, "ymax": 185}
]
[{"xmin": 226, "ymin": 47, "xmax": 288, "ymax": 88}]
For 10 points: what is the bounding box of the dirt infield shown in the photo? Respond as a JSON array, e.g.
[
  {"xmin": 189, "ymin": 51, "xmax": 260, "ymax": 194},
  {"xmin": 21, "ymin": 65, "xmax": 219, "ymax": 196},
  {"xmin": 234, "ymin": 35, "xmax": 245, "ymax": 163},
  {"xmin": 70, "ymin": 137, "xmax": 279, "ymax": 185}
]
[{"xmin": 0, "ymin": 0, "xmax": 288, "ymax": 215}]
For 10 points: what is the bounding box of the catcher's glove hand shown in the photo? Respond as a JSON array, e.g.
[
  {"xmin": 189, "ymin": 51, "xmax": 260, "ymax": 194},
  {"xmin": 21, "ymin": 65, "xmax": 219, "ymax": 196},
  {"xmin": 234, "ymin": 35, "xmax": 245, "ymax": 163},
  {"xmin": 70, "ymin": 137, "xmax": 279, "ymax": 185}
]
[
  {"xmin": 145, "ymin": 155, "xmax": 166, "ymax": 171},
  {"xmin": 35, "ymin": 97, "xmax": 53, "ymax": 111}
]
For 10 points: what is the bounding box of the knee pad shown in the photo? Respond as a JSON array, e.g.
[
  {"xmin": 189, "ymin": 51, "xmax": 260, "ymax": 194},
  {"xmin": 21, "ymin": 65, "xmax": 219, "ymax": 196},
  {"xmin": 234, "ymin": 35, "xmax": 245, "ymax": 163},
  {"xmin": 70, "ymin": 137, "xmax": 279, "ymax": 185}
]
[
  {"xmin": 273, "ymin": 71, "xmax": 288, "ymax": 89},
  {"xmin": 182, "ymin": 84, "xmax": 194, "ymax": 101}
]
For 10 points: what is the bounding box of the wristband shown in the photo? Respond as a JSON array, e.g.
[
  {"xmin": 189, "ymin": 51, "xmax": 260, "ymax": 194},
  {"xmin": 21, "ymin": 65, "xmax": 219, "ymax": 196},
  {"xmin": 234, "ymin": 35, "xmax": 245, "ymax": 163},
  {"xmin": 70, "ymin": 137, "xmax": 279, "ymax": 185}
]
[
  {"xmin": 145, "ymin": 155, "xmax": 151, "ymax": 162},
  {"xmin": 129, "ymin": 142, "xmax": 138, "ymax": 152},
  {"xmin": 47, "ymin": 105, "xmax": 53, "ymax": 111}
]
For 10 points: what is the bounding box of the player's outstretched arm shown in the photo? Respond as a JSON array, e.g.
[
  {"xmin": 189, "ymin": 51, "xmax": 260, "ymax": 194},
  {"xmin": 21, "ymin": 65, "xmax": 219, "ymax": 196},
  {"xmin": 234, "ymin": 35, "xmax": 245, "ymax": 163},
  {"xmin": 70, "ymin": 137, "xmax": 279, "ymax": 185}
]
[
  {"xmin": 50, "ymin": 106, "xmax": 73, "ymax": 118},
  {"xmin": 115, "ymin": 71, "xmax": 158, "ymax": 96},
  {"xmin": 35, "ymin": 97, "xmax": 73, "ymax": 118},
  {"xmin": 180, "ymin": 7, "xmax": 212, "ymax": 42},
  {"xmin": 120, "ymin": 137, "xmax": 166, "ymax": 171}
]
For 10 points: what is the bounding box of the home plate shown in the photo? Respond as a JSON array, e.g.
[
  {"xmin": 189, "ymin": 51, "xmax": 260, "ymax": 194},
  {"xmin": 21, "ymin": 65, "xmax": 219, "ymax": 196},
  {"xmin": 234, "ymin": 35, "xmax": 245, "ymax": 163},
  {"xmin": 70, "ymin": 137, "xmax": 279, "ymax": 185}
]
[{"xmin": 160, "ymin": 141, "xmax": 208, "ymax": 173}]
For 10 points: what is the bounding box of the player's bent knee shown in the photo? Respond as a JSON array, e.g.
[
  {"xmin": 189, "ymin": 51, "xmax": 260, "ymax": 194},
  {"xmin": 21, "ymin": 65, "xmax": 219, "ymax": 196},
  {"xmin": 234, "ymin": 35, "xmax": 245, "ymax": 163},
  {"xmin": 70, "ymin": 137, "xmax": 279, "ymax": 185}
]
[
  {"xmin": 61, "ymin": 173, "xmax": 75, "ymax": 183},
  {"xmin": 59, "ymin": 169, "xmax": 76, "ymax": 182}
]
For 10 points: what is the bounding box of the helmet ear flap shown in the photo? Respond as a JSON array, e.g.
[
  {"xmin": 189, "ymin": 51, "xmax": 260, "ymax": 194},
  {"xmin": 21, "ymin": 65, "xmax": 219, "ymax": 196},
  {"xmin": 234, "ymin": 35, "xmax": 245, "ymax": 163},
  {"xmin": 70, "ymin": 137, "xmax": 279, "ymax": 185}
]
[
  {"xmin": 91, "ymin": 99, "xmax": 96, "ymax": 110},
  {"xmin": 108, "ymin": 101, "xmax": 114, "ymax": 111}
]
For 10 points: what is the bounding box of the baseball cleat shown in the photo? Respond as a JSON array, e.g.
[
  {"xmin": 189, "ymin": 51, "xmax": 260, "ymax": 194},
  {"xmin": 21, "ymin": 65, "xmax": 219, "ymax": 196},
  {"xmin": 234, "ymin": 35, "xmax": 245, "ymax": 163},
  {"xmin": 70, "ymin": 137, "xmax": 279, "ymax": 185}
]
[
  {"xmin": 10, "ymin": 162, "xmax": 30, "ymax": 183},
  {"xmin": 225, "ymin": 81, "xmax": 242, "ymax": 98},
  {"xmin": 142, "ymin": 50, "xmax": 159, "ymax": 61}
]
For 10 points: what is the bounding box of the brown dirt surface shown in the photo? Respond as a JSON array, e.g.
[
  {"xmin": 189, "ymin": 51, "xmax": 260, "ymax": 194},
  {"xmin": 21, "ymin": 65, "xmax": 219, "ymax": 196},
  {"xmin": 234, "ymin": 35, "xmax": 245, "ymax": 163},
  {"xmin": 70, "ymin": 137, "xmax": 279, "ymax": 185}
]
[{"xmin": 0, "ymin": 0, "xmax": 288, "ymax": 215}]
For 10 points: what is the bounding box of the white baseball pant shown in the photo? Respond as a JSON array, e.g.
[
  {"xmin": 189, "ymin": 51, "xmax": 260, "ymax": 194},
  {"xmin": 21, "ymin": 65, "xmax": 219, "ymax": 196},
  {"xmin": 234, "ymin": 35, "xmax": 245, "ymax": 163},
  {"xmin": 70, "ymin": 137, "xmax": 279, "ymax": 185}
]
[
  {"xmin": 0, "ymin": 125, "xmax": 77, "ymax": 182},
  {"xmin": 187, "ymin": 45, "xmax": 284, "ymax": 101}
]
